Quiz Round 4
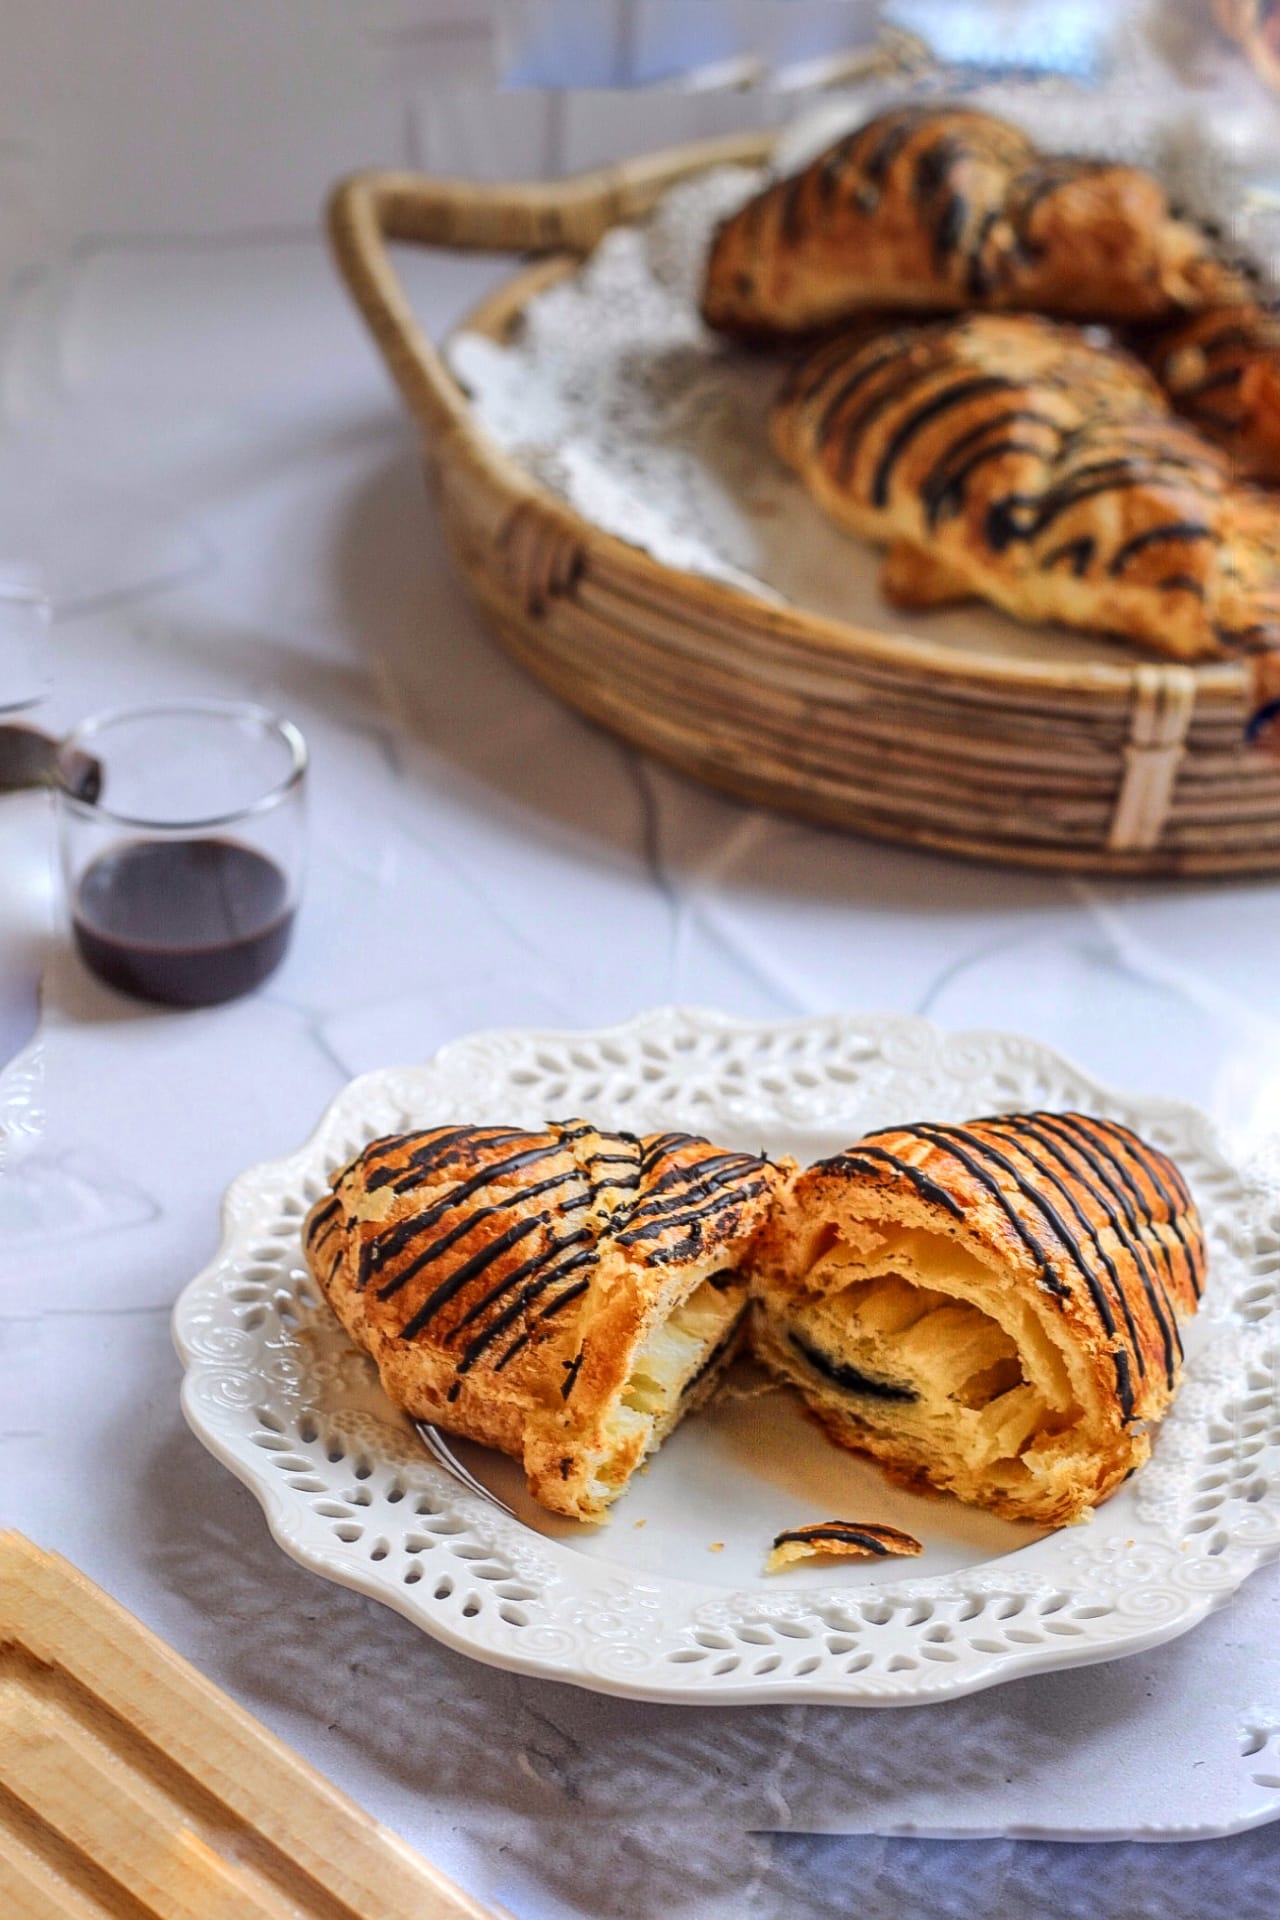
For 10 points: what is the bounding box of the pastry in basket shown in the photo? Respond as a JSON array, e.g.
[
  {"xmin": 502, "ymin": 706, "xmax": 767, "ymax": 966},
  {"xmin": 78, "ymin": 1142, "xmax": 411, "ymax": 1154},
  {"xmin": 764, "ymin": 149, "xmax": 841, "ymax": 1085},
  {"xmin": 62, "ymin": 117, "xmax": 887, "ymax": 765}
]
[
  {"xmin": 1215, "ymin": 0, "xmax": 1280, "ymax": 89},
  {"xmin": 701, "ymin": 103, "xmax": 1212, "ymax": 337},
  {"xmin": 1143, "ymin": 300, "xmax": 1280, "ymax": 485},
  {"xmin": 303, "ymin": 1120, "xmax": 781, "ymax": 1522},
  {"xmin": 751, "ymin": 1112, "xmax": 1205, "ymax": 1526},
  {"xmin": 771, "ymin": 312, "xmax": 1280, "ymax": 724}
]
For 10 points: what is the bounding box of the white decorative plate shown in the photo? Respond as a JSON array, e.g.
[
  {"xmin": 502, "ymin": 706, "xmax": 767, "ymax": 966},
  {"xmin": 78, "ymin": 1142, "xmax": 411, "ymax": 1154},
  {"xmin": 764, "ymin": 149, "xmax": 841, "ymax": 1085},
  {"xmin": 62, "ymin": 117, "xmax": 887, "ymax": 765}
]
[{"xmin": 173, "ymin": 1009, "xmax": 1280, "ymax": 1706}]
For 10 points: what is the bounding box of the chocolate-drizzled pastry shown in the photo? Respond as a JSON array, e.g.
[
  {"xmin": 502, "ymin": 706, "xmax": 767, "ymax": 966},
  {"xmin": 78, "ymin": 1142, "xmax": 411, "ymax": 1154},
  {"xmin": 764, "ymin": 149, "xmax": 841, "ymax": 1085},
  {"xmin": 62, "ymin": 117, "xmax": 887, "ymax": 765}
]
[
  {"xmin": 701, "ymin": 104, "xmax": 1211, "ymax": 337},
  {"xmin": 752, "ymin": 1112, "xmax": 1205, "ymax": 1525},
  {"xmin": 304, "ymin": 1120, "xmax": 781, "ymax": 1522},
  {"xmin": 1143, "ymin": 301, "xmax": 1280, "ymax": 486},
  {"xmin": 766, "ymin": 1520, "xmax": 923, "ymax": 1571},
  {"xmin": 771, "ymin": 312, "xmax": 1280, "ymax": 728}
]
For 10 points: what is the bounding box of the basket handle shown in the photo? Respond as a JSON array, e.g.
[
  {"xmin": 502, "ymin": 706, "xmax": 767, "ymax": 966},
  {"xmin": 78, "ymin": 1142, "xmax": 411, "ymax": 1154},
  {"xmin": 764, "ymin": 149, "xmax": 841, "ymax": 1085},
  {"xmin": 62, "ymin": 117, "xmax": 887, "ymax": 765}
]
[{"xmin": 327, "ymin": 134, "xmax": 772, "ymax": 446}]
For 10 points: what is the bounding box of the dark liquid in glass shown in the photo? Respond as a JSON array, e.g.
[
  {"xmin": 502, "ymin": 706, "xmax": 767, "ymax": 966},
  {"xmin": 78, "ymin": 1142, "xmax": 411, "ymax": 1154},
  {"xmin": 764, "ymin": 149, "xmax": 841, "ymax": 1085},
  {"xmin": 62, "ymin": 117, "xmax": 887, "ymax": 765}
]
[{"xmin": 72, "ymin": 838, "xmax": 294, "ymax": 1007}]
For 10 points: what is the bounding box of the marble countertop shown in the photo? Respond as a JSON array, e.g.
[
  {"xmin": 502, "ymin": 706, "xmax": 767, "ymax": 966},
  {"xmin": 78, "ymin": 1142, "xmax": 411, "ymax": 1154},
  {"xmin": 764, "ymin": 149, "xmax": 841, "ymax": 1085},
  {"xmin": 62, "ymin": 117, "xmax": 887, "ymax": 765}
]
[{"xmin": 4, "ymin": 227, "xmax": 1280, "ymax": 1919}]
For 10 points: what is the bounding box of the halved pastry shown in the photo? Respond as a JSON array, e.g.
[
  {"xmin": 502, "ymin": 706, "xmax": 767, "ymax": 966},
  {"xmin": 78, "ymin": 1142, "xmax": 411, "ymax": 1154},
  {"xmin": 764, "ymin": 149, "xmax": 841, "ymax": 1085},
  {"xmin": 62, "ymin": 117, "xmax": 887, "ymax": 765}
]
[
  {"xmin": 304, "ymin": 1120, "xmax": 780, "ymax": 1521},
  {"xmin": 752, "ymin": 1112, "xmax": 1205, "ymax": 1525},
  {"xmin": 701, "ymin": 103, "xmax": 1213, "ymax": 337}
]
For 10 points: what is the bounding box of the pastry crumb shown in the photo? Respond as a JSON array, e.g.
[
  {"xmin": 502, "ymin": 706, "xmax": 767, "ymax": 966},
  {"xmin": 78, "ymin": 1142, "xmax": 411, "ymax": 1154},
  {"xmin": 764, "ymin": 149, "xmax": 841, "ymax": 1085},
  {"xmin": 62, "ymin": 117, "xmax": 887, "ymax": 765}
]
[
  {"xmin": 633, "ymin": 1519, "xmax": 647, "ymax": 1529},
  {"xmin": 708, "ymin": 1541, "xmax": 725, "ymax": 1553},
  {"xmin": 766, "ymin": 1521, "xmax": 923, "ymax": 1573}
]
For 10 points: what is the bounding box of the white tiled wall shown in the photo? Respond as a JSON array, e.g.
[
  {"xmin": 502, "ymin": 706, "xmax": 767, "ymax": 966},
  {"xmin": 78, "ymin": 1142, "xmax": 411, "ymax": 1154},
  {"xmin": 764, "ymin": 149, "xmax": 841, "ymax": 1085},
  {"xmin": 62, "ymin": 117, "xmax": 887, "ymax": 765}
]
[{"xmin": 0, "ymin": 1, "xmax": 889, "ymax": 287}]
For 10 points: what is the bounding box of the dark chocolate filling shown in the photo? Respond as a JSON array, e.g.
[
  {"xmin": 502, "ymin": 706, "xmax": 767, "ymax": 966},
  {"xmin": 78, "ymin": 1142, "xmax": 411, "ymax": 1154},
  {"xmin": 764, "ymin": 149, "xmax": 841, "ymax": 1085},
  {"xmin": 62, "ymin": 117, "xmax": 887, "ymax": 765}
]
[{"xmin": 789, "ymin": 1330, "xmax": 918, "ymax": 1403}]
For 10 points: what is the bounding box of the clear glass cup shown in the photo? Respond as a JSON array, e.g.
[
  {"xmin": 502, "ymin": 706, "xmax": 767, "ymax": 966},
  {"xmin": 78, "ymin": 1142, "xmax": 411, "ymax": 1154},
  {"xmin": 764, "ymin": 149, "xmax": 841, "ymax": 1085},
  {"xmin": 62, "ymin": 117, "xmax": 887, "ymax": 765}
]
[
  {"xmin": 55, "ymin": 700, "xmax": 307, "ymax": 1007},
  {"xmin": 0, "ymin": 572, "xmax": 51, "ymax": 718}
]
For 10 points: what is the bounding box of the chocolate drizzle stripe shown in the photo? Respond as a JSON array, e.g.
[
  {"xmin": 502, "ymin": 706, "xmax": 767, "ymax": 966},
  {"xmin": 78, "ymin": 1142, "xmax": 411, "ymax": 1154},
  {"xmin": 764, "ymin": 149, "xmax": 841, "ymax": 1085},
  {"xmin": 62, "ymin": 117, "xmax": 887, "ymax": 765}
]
[
  {"xmin": 613, "ymin": 1156, "xmax": 763, "ymax": 1236},
  {"xmin": 532, "ymin": 1274, "xmax": 591, "ymax": 1325},
  {"xmin": 989, "ymin": 467, "xmax": 1215, "ymax": 553},
  {"xmin": 907, "ymin": 1122, "xmax": 1137, "ymax": 1416},
  {"xmin": 1083, "ymin": 1115, "xmax": 1202, "ymax": 1291},
  {"xmin": 806, "ymin": 339, "xmax": 916, "ymax": 442},
  {"xmin": 627, "ymin": 1150, "xmax": 755, "ymax": 1208},
  {"xmin": 921, "ymin": 404, "xmax": 1062, "ymax": 518},
  {"xmin": 449, "ymin": 1225, "xmax": 595, "ymax": 1338},
  {"xmin": 818, "ymin": 1147, "xmax": 965, "ymax": 1219},
  {"xmin": 864, "ymin": 1123, "xmax": 1068, "ymax": 1300},
  {"xmin": 638, "ymin": 1132, "xmax": 701, "ymax": 1174},
  {"xmin": 372, "ymin": 1136, "xmax": 559, "ymax": 1220},
  {"xmin": 453, "ymin": 1238, "xmax": 596, "ymax": 1373},
  {"xmin": 870, "ymin": 373, "xmax": 1014, "ymax": 508},
  {"xmin": 1040, "ymin": 535, "xmax": 1095, "ymax": 577},
  {"xmin": 832, "ymin": 364, "xmax": 944, "ymax": 487},
  {"xmin": 307, "ymin": 1194, "xmax": 341, "ymax": 1231},
  {"xmin": 1108, "ymin": 522, "xmax": 1214, "ymax": 576},
  {"xmin": 366, "ymin": 1163, "xmax": 584, "ymax": 1296},
  {"xmin": 955, "ymin": 1125, "xmax": 1121, "ymax": 1338},
  {"xmin": 364, "ymin": 1125, "xmax": 529, "ymax": 1192},
  {"xmin": 995, "ymin": 1114, "xmax": 1181, "ymax": 1381},
  {"xmin": 489, "ymin": 1269, "xmax": 596, "ymax": 1372},
  {"xmin": 1184, "ymin": 365, "xmax": 1247, "ymax": 399},
  {"xmin": 630, "ymin": 1184, "xmax": 768, "ymax": 1256},
  {"xmin": 925, "ymin": 438, "xmax": 1055, "ymax": 525},
  {"xmin": 1047, "ymin": 1113, "xmax": 1199, "ymax": 1305},
  {"xmin": 395, "ymin": 1212, "xmax": 546, "ymax": 1341},
  {"xmin": 773, "ymin": 1524, "xmax": 901, "ymax": 1555},
  {"xmin": 978, "ymin": 1120, "xmax": 1152, "ymax": 1377},
  {"xmin": 560, "ymin": 1350, "xmax": 585, "ymax": 1400}
]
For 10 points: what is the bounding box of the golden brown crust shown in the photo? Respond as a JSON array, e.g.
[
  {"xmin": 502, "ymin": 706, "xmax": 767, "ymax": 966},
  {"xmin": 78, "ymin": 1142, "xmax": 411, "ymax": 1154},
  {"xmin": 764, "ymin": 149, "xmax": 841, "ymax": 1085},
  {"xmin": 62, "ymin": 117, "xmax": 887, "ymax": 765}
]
[
  {"xmin": 303, "ymin": 1121, "xmax": 781, "ymax": 1521},
  {"xmin": 766, "ymin": 1520, "xmax": 923, "ymax": 1571},
  {"xmin": 771, "ymin": 312, "xmax": 1280, "ymax": 723},
  {"xmin": 701, "ymin": 104, "xmax": 1212, "ymax": 338},
  {"xmin": 752, "ymin": 1111, "xmax": 1205, "ymax": 1525},
  {"xmin": 1143, "ymin": 301, "xmax": 1280, "ymax": 485}
]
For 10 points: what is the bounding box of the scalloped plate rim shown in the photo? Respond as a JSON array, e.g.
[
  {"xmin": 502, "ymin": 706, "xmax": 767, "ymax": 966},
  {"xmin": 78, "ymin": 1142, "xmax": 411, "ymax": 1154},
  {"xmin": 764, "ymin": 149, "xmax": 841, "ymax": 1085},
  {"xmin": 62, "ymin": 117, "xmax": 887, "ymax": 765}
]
[{"xmin": 172, "ymin": 1006, "xmax": 1280, "ymax": 1711}]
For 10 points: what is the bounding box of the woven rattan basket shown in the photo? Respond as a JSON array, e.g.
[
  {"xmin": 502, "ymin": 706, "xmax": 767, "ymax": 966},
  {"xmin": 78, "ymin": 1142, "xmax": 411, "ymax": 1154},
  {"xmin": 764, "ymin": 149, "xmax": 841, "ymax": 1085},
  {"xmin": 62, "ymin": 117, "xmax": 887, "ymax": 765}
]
[{"xmin": 328, "ymin": 134, "xmax": 1280, "ymax": 876}]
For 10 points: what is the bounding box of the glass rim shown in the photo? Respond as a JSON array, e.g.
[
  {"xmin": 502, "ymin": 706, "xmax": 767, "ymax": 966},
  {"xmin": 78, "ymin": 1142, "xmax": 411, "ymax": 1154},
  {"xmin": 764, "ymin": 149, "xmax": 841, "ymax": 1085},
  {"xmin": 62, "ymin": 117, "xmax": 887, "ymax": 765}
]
[{"xmin": 55, "ymin": 697, "xmax": 308, "ymax": 831}]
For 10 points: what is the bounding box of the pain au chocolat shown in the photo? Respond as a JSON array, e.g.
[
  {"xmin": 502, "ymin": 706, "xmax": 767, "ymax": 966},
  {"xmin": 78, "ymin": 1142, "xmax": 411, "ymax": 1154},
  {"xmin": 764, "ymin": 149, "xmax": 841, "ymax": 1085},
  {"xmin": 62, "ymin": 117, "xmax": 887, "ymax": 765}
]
[
  {"xmin": 303, "ymin": 1120, "xmax": 780, "ymax": 1522},
  {"xmin": 771, "ymin": 312, "xmax": 1280, "ymax": 723},
  {"xmin": 752, "ymin": 1112, "xmax": 1205, "ymax": 1525},
  {"xmin": 701, "ymin": 103, "xmax": 1212, "ymax": 338}
]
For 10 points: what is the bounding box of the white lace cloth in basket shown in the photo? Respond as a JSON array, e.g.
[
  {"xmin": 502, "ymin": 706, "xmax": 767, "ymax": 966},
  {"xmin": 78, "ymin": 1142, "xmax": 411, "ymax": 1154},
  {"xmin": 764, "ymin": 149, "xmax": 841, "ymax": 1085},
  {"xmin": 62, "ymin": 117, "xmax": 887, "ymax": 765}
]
[{"xmin": 446, "ymin": 72, "xmax": 1280, "ymax": 650}]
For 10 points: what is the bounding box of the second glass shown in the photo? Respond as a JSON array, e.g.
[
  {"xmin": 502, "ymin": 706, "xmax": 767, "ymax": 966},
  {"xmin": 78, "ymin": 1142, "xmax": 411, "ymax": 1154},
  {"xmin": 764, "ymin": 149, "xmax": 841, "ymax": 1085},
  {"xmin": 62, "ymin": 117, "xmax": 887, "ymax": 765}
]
[{"xmin": 55, "ymin": 700, "xmax": 307, "ymax": 1008}]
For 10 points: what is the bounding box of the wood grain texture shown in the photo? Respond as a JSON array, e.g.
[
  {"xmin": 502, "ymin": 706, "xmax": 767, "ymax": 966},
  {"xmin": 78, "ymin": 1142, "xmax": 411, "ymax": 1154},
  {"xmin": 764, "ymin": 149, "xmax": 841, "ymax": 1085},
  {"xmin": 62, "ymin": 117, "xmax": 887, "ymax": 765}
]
[
  {"xmin": 0, "ymin": 1533, "xmax": 493, "ymax": 1920},
  {"xmin": 327, "ymin": 142, "xmax": 1280, "ymax": 876}
]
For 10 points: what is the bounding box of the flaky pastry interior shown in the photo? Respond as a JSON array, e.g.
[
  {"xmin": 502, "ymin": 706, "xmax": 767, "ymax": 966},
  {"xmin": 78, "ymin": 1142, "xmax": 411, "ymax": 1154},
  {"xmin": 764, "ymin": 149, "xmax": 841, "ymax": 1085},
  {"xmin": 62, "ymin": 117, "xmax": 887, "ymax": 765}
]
[{"xmin": 752, "ymin": 1113, "xmax": 1205, "ymax": 1525}]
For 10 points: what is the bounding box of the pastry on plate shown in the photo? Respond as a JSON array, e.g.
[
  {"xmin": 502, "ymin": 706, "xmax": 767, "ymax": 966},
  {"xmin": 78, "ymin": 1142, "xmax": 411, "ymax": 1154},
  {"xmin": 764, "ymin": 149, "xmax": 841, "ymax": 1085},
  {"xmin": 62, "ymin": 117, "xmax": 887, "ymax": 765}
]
[
  {"xmin": 751, "ymin": 1111, "xmax": 1205, "ymax": 1525},
  {"xmin": 766, "ymin": 1520, "xmax": 923, "ymax": 1571},
  {"xmin": 771, "ymin": 312, "xmax": 1280, "ymax": 720},
  {"xmin": 304, "ymin": 1120, "xmax": 781, "ymax": 1522},
  {"xmin": 1143, "ymin": 300, "xmax": 1280, "ymax": 485},
  {"xmin": 701, "ymin": 103, "xmax": 1213, "ymax": 337}
]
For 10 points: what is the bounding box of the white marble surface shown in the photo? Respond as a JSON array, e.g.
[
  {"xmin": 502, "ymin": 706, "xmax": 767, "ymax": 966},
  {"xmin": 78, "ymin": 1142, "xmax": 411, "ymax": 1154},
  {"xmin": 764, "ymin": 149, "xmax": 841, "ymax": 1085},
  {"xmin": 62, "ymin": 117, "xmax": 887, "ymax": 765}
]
[{"xmin": 6, "ymin": 132, "xmax": 1280, "ymax": 1920}]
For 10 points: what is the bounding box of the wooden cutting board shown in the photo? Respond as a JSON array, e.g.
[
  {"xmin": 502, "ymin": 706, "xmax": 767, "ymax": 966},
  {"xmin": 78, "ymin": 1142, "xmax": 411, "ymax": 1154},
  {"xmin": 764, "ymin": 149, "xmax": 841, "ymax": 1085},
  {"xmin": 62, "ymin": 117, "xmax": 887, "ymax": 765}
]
[{"xmin": 0, "ymin": 1531, "xmax": 497, "ymax": 1919}]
